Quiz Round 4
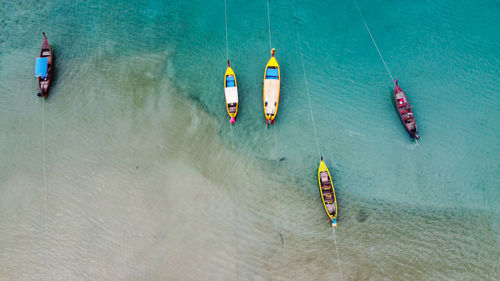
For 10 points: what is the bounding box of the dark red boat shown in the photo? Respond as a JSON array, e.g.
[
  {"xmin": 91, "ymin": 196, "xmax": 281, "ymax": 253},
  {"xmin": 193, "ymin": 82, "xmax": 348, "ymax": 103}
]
[
  {"xmin": 36, "ymin": 32, "xmax": 52, "ymax": 97},
  {"xmin": 394, "ymin": 79, "xmax": 419, "ymax": 139}
]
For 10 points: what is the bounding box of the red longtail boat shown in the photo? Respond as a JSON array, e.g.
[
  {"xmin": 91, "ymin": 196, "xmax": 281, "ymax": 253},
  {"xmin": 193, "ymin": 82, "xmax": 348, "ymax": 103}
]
[
  {"xmin": 36, "ymin": 32, "xmax": 52, "ymax": 97},
  {"xmin": 394, "ymin": 79, "xmax": 419, "ymax": 139}
]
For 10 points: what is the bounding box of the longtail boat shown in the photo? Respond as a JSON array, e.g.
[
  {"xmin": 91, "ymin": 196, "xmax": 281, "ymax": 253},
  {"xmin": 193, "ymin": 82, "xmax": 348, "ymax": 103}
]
[
  {"xmin": 317, "ymin": 157, "xmax": 338, "ymax": 227},
  {"xmin": 263, "ymin": 48, "xmax": 280, "ymax": 125},
  {"xmin": 224, "ymin": 60, "xmax": 238, "ymax": 124},
  {"xmin": 394, "ymin": 79, "xmax": 419, "ymax": 139},
  {"xmin": 35, "ymin": 32, "xmax": 52, "ymax": 98}
]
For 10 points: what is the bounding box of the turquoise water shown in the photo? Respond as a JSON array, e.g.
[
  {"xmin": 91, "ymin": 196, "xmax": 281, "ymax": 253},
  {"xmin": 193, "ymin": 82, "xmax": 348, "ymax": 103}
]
[{"xmin": 1, "ymin": 0, "xmax": 499, "ymax": 279}]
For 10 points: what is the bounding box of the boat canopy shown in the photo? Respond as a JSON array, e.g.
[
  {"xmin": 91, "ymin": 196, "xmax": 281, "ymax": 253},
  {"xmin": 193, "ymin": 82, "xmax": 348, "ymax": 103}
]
[
  {"xmin": 266, "ymin": 68, "xmax": 279, "ymax": 79},
  {"xmin": 35, "ymin": 57, "xmax": 48, "ymax": 78},
  {"xmin": 225, "ymin": 87, "xmax": 238, "ymax": 104},
  {"xmin": 226, "ymin": 75, "xmax": 235, "ymax": 87}
]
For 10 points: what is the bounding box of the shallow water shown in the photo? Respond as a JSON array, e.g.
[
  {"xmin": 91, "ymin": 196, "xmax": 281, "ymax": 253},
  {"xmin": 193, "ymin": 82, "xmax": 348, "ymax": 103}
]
[{"xmin": 0, "ymin": 0, "xmax": 499, "ymax": 280}]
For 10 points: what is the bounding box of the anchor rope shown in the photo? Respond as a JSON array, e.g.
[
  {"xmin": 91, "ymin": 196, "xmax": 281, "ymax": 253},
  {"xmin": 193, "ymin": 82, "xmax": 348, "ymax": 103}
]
[
  {"xmin": 41, "ymin": 98, "xmax": 47, "ymax": 247},
  {"xmin": 265, "ymin": 0, "xmax": 278, "ymax": 173},
  {"xmin": 266, "ymin": 0, "xmax": 272, "ymax": 52},
  {"xmin": 224, "ymin": 2, "xmax": 239, "ymax": 278},
  {"xmin": 266, "ymin": 0, "xmax": 277, "ymax": 168},
  {"xmin": 229, "ymin": 123, "xmax": 239, "ymax": 279},
  {"xmin": 328, "ymin": 153, "xmax": 344, "ymax": 281},
  {"xmin": 229, "ymin": 126, "xmax": 239, "ymax": 280},
  {"xmin": 229, "ymin": 123, "xmax": 234, "ymax": 150},
  {"xmin": 265, "ymin": 2, "xmax": 285, "ymax": 277},
  {"xmin": 266, "ymin": 0, "xmax": 280, "ymax": 224},
  {"xmin": 332, "ymin": 227, "xmax": 344, "ymax": 281},
  {"xmin": 224, "ymin": 0, "xmax": 229, "ymax": 60},
  {"xmin": 292, "ymin": 9, "xmax": 321, "ymax": 159},
  {"xmin": 292, "ymin": 3, "xmax": 343, "ymax": 279},
  {"xmin": 352, "ymin": 0, "xmax": 395, "ymax": 84},
  {"xmin": 273, "ymin": 125, "xmax": 279, "ymax": 169}
]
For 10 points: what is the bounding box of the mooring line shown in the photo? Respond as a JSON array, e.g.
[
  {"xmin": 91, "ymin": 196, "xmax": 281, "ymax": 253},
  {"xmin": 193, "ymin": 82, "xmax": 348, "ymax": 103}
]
[
  {"xmin": 292, "ymin": 8, "xmax": 321, "ymax": 159},
  {"xmin": 265, "ymin": 2, "xmax": 285, "ymax": 277},
  {"xmin": 327, "ymin": 154, "xmax": 344, "ymax": 280},
  {"xmin": 273, "ymin": 125, "xmax": 278, "ymax": 166},
  {"xmin": 270, "ymin": 123, "xmax": 282, "ymax": 237},
  {"xmin": 227, "ymin": 123, "xmax": 239, "ymax": 279},
  {"xmin": 229, "ymin": 123, "xmax": 234, "ymax": 150},
  {"xmin": 267, "ymin": 0, "xmax": 284, "ymax": 266},
  {"xmin": 292, "ymin": 3, "xmax": 344, "ymax": 278},
  {"xmin": 352, "ymin": 0, "xmax": 395, "ymax": 83},
  {"xmin": 332, "ymin": 227, "xmax": 344, "ymax": 281},
  {"xmin": 272, "ymin": 120, "xmax": 286, "ymax": 281},
  {"xmin": 41, "ymin": 98, "xmax": 47, "ymax": 243},
  {"xmin": 265, "ymin": 0, "xmax": 280, "ymax": 200},
  {"xmin": 224, "ymin": 3, "xmax": 239, "ymax": 278},
  {"xmin": 266, "ymin": 0, "xmax": 272, "ymax": 52},
  {"xmin": 224, "ymin": 0, "xmax": 230, "ymax": 60},
  {"xmin": 266, "ymin": 0, "xmax": 278, "ymax": 170}
]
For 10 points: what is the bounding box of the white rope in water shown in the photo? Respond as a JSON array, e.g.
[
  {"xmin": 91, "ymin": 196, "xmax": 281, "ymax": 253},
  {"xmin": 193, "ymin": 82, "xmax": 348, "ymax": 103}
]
[
  {"xmin": 224, "ymin": 0, "xmax": 235, "ymax": 150},
  {"xmin": 332, "ymin": 227, "xmax": 344, "ymax": 281},
  {"xmin": 224, "ymin": 4, "xmax": 239, "ymax": 278},
  {"xmin": 265, "ymin": 0, "xmax": 278, "ymax": 166},
  {"xmin": 352, "ymin": 0, "xmax": 395, "ymax": 84},
  {"xmin": 222, "ymin": 3, "xmax": 239, "ymax": 277},
  {"xmin": 293, "ymin": 12, "xmax": 321, "ymax": 159},
  {"xmin": 264, "ymin": 6, "xmax": 285, "ymax": 275},
  {"xmin": 41, "ymin": 98, "xmax": 47, "ymax": 239},
  {"xmin": 273, "ymin": 125, "xmax": 278, "ymax": 161},
  {"xmin": 224, "ymin": 0, "xmax": 229, "ymax": 60},
  {"xmin": 292, "ymin": 4, "xmax": 343, "ymax": 279},
  {"xmin": 266, "ymin": 0, "xmax": 272, "ymax": 52},
  {"xmin": 273, "ymin": 121, "xmax": 286, "ymax": 279},
  {"xmin": 267, "ymin": 0, "xmax": 281, "ymax": 242},
  {"xmin": 229, "ymin": 123, "xmax": 234, "ymax": 150},
  {"xmin": 265, "ymin": 1, "xmax": 284, "ymax": 263},
  {"xmin": 272, "ymin": 125, "xmax": 279, "ymax": 190}
]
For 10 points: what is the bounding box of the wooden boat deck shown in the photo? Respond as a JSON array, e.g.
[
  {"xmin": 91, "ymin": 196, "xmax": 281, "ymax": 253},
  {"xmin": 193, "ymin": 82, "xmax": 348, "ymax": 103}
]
[{"xmin": 264, "ymin": 79, "xmax": 280, "ymax": 115}]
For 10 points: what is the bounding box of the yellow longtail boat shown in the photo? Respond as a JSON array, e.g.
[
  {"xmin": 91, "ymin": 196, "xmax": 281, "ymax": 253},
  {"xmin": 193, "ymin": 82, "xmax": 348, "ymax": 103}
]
[
  {"xmin": 317, "ymin": 157, "xmax": 338, "ymax": 227},
  {"xmin": 263, "ymin": 48, "xmax": 280, "ymax": 125},
  {"xmin": 224, "ymin": 60, "xmax": 238, "ymax": 124}
]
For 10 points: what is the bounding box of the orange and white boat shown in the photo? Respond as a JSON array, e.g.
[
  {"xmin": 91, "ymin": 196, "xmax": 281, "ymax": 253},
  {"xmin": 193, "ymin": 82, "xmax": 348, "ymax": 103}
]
[{"xmin": 263, "ymin": 48, "xmax": 280, "ymax": 125}]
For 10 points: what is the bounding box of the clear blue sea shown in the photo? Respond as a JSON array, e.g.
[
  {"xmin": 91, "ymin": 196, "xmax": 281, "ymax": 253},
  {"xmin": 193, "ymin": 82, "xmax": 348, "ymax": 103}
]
[{"xmin": 0, "ymin": 0, "xmax": 499, "ymax": 279}]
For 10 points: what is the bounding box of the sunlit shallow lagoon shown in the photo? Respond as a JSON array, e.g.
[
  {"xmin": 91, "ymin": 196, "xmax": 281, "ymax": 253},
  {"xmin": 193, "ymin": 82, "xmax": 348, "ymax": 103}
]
[{"xmin": 0, "ymin": 0, "xmax": 499, "ymax": 280}]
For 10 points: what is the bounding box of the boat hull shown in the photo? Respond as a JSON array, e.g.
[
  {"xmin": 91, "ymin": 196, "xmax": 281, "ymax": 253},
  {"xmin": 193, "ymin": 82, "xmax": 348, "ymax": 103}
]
[
  {"xmin": 394, "ymin": 80, "xmax": 419, "ymax": 139},
  {"xmin": 317, "ymin": 160, "xmax": 338, "ymax": 227},
  {"xmin": 263, "ymin": 49, "xmax": 280, "ymax": 125},
  {"xmin": 224, "ymin": 65, "xmax": 238, "ymax": 123},
  {"xmin": 38, "ymin": 32, "xmax": 52, "ymax": 98}
]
